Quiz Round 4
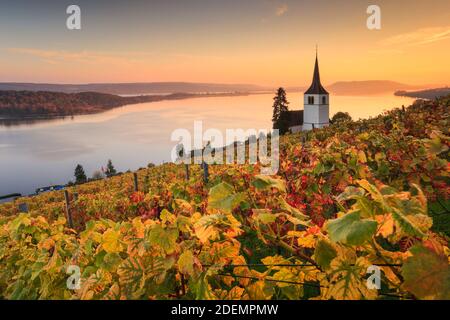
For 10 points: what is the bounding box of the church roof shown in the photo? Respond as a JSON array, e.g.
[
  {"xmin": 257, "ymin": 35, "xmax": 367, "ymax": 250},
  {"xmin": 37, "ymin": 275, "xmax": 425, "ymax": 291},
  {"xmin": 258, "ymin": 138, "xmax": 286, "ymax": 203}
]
[
  {"xmin": 280, "ymin": 110, "xmax": 304, "ymax": 127},
  {"xmin": 304, "ymin": 54, "xmax": 328, "ymax": 95}
]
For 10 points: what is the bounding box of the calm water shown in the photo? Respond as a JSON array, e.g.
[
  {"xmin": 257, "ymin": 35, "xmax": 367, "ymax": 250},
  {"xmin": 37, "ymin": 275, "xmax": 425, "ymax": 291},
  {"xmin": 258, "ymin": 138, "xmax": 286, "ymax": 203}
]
[{"xmin": 0, "ymin": 92, "xmax": 414, "ymax": 196}]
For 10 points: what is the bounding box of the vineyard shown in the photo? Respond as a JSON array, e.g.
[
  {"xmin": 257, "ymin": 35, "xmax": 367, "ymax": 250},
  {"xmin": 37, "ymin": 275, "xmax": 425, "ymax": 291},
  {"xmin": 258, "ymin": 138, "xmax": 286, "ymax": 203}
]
[{"xmin": 0, "ymin": 96, "xmax": 449, "ymax": 300}]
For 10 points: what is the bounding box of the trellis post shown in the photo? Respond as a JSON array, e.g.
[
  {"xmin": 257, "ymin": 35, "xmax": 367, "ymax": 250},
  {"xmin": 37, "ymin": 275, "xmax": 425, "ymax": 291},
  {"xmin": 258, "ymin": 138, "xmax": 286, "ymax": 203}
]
[
  {"xmin": 185, "ymin": 164, "xmax": 190, "ymax": 181},
  {"xmin": 64, "ymin": 190, "xmax": 74, "ymax": 228},
  {"xmin": 133, "ymin": 172, "xmax": 139, "ymax": 192},
  {"xmin": 202, "ymin": 161, "xmax": 209, "ymax": 184}
]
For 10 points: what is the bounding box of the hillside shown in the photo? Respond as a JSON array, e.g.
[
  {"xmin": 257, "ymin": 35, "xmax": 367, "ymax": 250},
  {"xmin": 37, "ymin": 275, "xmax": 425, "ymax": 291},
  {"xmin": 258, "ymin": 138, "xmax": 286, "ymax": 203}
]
[
  {"xmin": 327, "ymin": 80, "xmax": 422, "ymax": 95},
  {"xmin": 395, "ymin": 87, "xmax": 450, "ymax": 100},
  {"xmin": 0, "ymin": 90, "xmax": 251, "ymax": 117},
  {"xmin": 0, "ymin": 96, "xmax": 449, "ymax": 300}
]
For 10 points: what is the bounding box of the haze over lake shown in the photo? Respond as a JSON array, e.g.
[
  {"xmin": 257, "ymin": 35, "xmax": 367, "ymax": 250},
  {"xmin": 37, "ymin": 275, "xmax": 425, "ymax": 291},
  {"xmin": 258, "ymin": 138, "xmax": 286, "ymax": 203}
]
[{"xmin": 0, "ymin": 92, "xmax": 414, "ymax": 196}]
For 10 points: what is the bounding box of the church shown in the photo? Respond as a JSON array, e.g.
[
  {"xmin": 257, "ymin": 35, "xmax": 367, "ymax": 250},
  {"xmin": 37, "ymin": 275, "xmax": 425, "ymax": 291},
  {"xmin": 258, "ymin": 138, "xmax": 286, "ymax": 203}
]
[{"xmin": 282, "ymin": 52, "xmax": 329, "ymax": 132}]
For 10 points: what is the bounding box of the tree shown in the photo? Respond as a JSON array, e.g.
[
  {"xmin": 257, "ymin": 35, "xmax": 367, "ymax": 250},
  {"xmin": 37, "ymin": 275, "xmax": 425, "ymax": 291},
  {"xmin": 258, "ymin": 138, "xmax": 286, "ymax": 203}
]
[
  {"xmin": 272, "ymin": 87, "xmax": 290, "ymax": 134},
  {"xmin": 105, "ymin": 159, "xmax": 117, "ymax": 177},
  {"xmin": 331, "ymin": 112, "xmax": 352, "ymax": 124},
  {"xmin": 74, "ymin": 164, "xmax": 87, "ymax": 184}
]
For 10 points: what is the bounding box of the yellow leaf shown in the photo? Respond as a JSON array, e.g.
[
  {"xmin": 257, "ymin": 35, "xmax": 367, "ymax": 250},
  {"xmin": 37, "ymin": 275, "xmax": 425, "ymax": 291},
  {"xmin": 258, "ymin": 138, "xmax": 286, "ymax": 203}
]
[
  {"xmin": 358, "ymin": 150, "xmax": 367, "ymax": 163},
  {"xmin": 297, "ymin": 234, "xmax": 316, "ymax": 248},
  {"xmin": 376, "ymin": 214, "xmax": 395, "ymax": 237},
  {"xmin": 178, "ymin": 250, "xmax": 195, "ymax": 276},
  {"xmin": 102, "ymin": 229, "xmax": 122, "ymax": 253}
]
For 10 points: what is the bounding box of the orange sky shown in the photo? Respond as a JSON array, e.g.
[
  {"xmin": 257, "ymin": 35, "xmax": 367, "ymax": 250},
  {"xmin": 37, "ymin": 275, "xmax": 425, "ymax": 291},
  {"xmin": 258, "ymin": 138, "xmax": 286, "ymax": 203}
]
[{"xmin": 0, "ymin": 0, "xmax": 449, "ymax": 86}]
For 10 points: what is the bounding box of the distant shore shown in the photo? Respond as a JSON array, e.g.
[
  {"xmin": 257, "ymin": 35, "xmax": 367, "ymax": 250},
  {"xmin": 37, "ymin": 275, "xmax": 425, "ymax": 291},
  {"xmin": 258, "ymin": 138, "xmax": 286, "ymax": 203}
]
[
  {"xmin": 394, "ymin": 87, "xmax": 450, "ymax": 100},
  {"xmin": 0, "ymin": 90, "xmax": 271, "ymax": 123}
]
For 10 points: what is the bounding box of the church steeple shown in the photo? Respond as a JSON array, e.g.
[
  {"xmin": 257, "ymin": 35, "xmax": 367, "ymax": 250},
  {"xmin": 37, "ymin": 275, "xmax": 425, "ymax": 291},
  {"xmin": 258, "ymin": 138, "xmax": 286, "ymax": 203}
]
[
  {"xmin": 304, "ymin": 49, "xmax": 328, "ymax": 95},
  {"xmin": 302, "ymin": 48, "xmax": 330, "ymax": 131}
]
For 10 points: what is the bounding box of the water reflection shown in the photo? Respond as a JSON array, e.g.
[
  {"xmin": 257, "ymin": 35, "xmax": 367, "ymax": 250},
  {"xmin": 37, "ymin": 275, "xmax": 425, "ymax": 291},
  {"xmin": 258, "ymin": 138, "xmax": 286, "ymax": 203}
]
[{"xmin": 0, "ymin": 93, "xmax": 415, "ymax": 196}]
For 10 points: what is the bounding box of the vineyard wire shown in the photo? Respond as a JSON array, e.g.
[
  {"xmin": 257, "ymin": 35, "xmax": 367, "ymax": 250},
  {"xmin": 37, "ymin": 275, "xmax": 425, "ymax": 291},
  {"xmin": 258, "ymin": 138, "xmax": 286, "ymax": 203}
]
[
  {"xmin": 215, "ymin": 273, "xmax": 412, "ymax": 299},
  {"xmin": 203, "ymin": 263, "xmax": 402, "ymax": 268}
]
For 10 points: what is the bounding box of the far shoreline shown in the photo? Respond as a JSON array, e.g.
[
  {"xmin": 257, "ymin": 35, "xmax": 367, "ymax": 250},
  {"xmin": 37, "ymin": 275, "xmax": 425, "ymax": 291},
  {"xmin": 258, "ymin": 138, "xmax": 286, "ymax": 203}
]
[{"xmin": 0, "ymin": 91, "xmax": 273, "ymax": 126}]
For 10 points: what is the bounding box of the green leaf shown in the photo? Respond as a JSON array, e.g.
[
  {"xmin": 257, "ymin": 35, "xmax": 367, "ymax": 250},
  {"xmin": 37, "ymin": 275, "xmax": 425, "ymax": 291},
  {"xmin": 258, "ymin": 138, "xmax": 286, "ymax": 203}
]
[
  {"xmin": 147, "ymin": 225, "xmax": 178, "ymax": 254},
  {"xmin": 314, "ymin": 239, "xmax": 337, "ymax": 270},
  {"xmin": 325, "ymin": 211, "xmax": 377, "ymax": 245},
  {"xmin": 178, "ymin": 250, "xmax": 196, "ymax": 276},
  {"xmin": 190, "ymin": 271, "xmax": 215, "ymax": 299},
  {"xmin": 253, "ymin": 209, "xmax": 277, "ymax": 224},
  {"xmin": 391, "ymin": 208, "xmax": 427, "ymax": 238},
  {"xmin": 208, "ymin": 182, "xmax": 244, "ymax": 213},
  {"xmin": 402, "ymin": 245, "xmax": 450, "ymax": 299},
  {"xmin": 357, "ymin": 179, "xmax": 388, "ymax": 209},
  {"xmin": 253, "ymin": 175, "xmax": 286, "ymax": 193}
]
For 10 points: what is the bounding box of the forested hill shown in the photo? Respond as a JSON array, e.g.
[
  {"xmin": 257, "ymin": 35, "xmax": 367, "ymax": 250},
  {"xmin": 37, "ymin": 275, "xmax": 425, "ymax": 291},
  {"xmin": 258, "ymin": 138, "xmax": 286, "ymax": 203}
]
[
  {"xmin": 395, "ymin": 87, "xmax": 450, "ymax": 100},
  {"xmin": 0, "ymin": 90, "xmax": 248, "ymax": 117}
]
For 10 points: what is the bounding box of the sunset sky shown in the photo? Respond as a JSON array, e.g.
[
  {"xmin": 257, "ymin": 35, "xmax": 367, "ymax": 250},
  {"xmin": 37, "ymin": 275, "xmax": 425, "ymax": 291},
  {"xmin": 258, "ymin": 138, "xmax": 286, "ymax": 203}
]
[{"xmin": 0, "ymin": 0, "xmax": 449, "ymax": 86}]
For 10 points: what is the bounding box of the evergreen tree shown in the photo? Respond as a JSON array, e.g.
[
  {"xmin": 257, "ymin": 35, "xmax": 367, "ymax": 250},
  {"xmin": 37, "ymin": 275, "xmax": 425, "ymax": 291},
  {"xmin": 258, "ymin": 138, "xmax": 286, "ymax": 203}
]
[
  {"xmin": 272, "ymin": 87, "xmax": 290, "ymax": 134},
  {"xmin": 74, "ymin": 164, "xmax": 87, "ymax": 184},
  {"xmin": 105, "ymin": 159, "xmax": 117, "ymax": 177}
]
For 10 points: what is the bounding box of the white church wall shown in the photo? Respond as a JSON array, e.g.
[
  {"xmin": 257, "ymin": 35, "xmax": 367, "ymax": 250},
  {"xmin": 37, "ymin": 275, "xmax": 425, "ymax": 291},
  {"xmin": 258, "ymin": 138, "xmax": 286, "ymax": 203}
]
[{"xmin": 303, "ymin": 94, "xmax": 329, "ymax": 131}]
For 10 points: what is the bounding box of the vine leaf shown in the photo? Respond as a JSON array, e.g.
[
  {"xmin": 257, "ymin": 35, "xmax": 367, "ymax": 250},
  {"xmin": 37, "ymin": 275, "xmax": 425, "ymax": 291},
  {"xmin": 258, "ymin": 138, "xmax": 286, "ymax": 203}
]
[
  {"xmin": 178, "ymin": 250, "xmax": 196, "ymax": 276},
  {"xmin": 147, "ymin": 225, "xmax": 178, "ymax": 254},
  {"xmin": 325, "ymin": 210, "xmax": 377, "ymax": 246},
  {"xmin": 314, "ymin": 238, "xmax": 337, "ymax": 270},
  {"xmin": 279, "ymin": 197, "xmax": 310, "ymax": 221},
  {"xmin": 252, "ymin": 175, "xmax": 286, "ymax": 193},
  {"xmin": 324, "ymin": 257, "xmax": 377, "ymax": 300},
  {"xmin": 101, "ymin": 229, "xmax": 123, "ymax": 253},
  {"xmin": 402, "ymin": 245, "xmax": 450, "ymax": 299},
  {"xmin": 253, "ymin": 209, "xmax": 277, "ymax": 224},
  {"xmin": 208, "ymin": 182, "xmax": 244, "ymax": 213}
]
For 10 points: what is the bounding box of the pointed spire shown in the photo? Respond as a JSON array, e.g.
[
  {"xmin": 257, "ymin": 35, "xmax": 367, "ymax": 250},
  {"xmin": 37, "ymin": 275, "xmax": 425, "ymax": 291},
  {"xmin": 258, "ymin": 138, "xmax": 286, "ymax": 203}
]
[{"xmin": 305, "ymin": 47, "xmax": 328, "ymax": 95}]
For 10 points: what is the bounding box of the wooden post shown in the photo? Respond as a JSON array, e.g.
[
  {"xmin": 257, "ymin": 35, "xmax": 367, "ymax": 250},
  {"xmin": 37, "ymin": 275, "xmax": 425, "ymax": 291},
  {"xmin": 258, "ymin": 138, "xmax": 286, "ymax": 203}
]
[
  {"xmin": 133, "ymin": 172, "xmax": 139, "ymax": 192},
  {"xmin": 202, "ymin": 161, "xmax": 209, "ymax": 184},
  {"xmin": 18, "ymin": 203, "xmax": 28, "ymax": 213},
  {"xmin": 185, "ymin": 164, "xmax": 189, "ymax": 181},
  {"xmin": 144, "ymin": 175, "xmax": 149, "ymax": 193},
  {"xmin": 64, "ymin": 190, "xmax": 74, "ymax": 228}
]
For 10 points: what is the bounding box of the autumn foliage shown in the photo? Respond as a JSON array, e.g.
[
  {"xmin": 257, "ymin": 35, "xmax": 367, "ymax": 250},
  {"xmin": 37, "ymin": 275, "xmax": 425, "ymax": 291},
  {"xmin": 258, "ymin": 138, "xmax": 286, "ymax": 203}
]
[{"xmin": 0, "ymin": 96, "xmax": 449, "ymax": 299}]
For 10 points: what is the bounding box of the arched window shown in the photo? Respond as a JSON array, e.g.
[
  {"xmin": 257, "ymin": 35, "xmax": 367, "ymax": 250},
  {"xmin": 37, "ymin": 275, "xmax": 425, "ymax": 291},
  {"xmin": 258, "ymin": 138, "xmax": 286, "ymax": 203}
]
[
  {"xmin": 307, "ymin": 96, "xmax": 314, "ymax": 104},
  {"xmin": 322, "ymin": 96, "xmax": 326, "ymax": 104}
]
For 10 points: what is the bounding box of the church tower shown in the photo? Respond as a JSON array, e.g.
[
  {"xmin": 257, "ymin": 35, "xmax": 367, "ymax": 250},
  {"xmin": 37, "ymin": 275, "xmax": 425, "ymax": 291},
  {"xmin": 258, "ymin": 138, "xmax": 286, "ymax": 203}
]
[{"xmin": 303, "ymin": 50, "xmax": 329, "ymax": 130}]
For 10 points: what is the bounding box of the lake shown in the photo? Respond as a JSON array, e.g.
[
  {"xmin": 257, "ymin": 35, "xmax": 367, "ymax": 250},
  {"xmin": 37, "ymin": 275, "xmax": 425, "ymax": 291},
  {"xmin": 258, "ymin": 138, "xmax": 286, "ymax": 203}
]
[{"xmin": 0, "ymin": 92, "xmax": 414, "ymax": 197}]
